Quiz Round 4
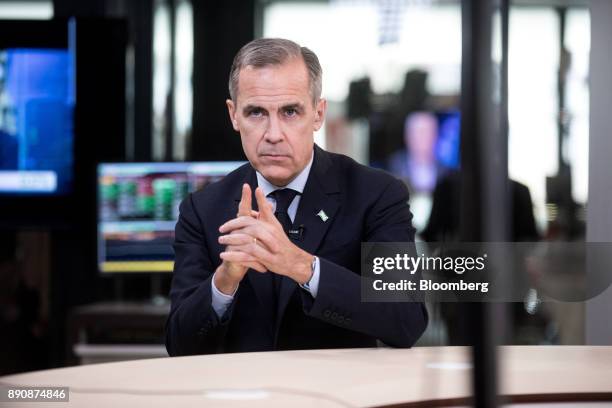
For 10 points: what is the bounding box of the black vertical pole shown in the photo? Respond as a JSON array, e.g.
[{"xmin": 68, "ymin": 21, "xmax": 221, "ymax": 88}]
[
  {"xmin": 501, "ymin": 0, "xmax": 509, "ymax": 183},
  {"xmin": 165, "ymin": 0, "xmax": 176, "ymax": 162},
  {"xmin": 191, "ymin": 0, "xmax": 255, "ymax": 161},
  {"xmin": 460, "ymin": 0, "xmax": 509, "ymax": 406},
  {"xmin": 499, "ymin": 0, "xmax": 512, "ymax": 345},
  {"xmin": 556, "ymin": 7, "xmax": 568, "ymax": 171},
  {"xmin": 131, "ymin": 0, "xmax": 154, "ymax": 161}
]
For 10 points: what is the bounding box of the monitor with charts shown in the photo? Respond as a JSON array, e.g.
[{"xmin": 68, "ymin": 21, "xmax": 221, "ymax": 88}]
[{"xmin": 97, "ymin": 161, "xmax": 245, "ymax": 273}]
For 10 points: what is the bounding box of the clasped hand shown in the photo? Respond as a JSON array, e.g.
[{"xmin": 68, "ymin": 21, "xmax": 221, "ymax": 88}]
[{"xmin": 214, "ymin": 183, "xmax": 313, "ymax": 295}]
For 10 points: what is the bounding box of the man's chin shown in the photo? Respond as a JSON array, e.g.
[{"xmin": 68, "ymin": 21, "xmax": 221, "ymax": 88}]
[{"xmin": 259, "ymin": 166, "xmax": 294, "ymax": 187}]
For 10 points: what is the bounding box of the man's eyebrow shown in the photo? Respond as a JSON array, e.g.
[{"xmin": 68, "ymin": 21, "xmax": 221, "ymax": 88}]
[
  {"xmin": 242, "ymin": 104, "xmax": 265, "ymax": 114},
  {"xmin": 281, "ymin": 103, "xmax": 304, "ymax": 111}
]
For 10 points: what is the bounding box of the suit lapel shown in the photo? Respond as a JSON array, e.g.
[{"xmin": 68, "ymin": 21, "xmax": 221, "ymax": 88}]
[{"xmin": 276, "ymin": 146, "xmax": 341, "ymax": 330}]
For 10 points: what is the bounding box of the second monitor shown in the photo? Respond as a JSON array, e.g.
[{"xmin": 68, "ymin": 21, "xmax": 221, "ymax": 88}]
[{"xmin": 97, "ymin": 161, "xmax": 245, "ymax": 273}]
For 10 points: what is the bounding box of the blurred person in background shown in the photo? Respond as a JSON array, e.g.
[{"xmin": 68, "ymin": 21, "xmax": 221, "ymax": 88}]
[{"xmin": 388, "ymin": 111, "xmax": 442, "ymax": 194}]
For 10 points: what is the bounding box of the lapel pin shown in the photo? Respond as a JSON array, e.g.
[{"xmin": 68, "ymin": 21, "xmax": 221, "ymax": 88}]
[{"xmin": 317, "ymin": 210, "xmax": 329, "ymax": 222}]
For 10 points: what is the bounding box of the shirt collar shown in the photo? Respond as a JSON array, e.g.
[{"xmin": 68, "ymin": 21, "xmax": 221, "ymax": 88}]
[{"xmin": 255, "ymin": 149, "xmax": 314, "ymax": 196}]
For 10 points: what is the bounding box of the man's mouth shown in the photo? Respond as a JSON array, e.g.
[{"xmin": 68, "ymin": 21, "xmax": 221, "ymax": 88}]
[{"xmin": 260, "ymin": 153, "xmax": 290, "ymax": 159}]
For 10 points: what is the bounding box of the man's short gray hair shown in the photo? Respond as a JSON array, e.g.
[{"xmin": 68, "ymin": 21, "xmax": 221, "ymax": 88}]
[{"xmin": 228, "ymin": 38, "xmax": 322, "ymax": 104}]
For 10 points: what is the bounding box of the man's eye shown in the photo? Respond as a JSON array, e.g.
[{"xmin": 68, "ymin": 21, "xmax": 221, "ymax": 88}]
[
  {"xmin": 284, "ymin": 108, "xmax": 298, "ymax": 117},
  {"xmin": 248, "ymin": 109, "xmax": 264, "ymax": 117}
]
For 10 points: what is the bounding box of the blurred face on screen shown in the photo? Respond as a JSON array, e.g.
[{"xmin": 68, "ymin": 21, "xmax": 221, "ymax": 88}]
[
  {"xmin": 226, "ymin": 57, "xmax": 326, "ymax": 186},
  {"xmin": 404, "ymin": 112, "xmax": 438, "ymax": 164}
]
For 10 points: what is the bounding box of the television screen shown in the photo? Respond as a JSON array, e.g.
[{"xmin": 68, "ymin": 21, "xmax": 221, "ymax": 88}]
[
  {"xmin": 384, "ymin": 110, "xmax": 460, "ymax": 232},
  {"xmin": 386, "ymin": 110, "xmax": 460, "ymax": 193},
  {"xmin": 0, "ymin": 47, "xmax": 75, "ymax": 195},
  {"xmin": 434, "ymin": 110, "xmax": 461, "ymax": 170},
  {"xmin": 97, "ymin": 162, "xmax": 245, "ymax": 273}
]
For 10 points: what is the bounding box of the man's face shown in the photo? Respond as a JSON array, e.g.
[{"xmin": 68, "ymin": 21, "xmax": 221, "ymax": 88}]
[{"xmin": 226, "ymin": 57, "xmax": 326, "ymax": 186}]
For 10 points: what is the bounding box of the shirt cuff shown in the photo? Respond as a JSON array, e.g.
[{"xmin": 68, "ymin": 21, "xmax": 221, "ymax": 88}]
[
  {"xmin": 299, "ymin": 256, "xmax": 320, "ymax": 298},
  {"xmin": 211, "ymin": 272, "xmax": 237, "ymax": 318}
]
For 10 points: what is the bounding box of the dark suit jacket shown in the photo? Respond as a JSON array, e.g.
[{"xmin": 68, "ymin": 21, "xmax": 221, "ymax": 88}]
[{"xmin": 165, "ymin": 145, "xmax": 428, "ymax": 356}]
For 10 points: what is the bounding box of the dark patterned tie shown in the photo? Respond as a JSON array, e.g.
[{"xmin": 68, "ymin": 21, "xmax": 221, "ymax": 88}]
[
  {"xmin": 269, "ymin": 188, "xmax": 299, "ymax": 235},
  {"xmin": 268, "ymin": 188, "xmax": 299, "ymax": 293}
]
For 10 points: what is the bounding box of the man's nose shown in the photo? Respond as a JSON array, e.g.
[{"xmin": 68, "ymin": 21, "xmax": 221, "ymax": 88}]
[{"xmin": 264, "ymin": 115, "xmax": 284, "ymax": 143}]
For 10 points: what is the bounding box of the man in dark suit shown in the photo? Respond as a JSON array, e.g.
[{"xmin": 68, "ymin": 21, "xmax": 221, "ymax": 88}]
[{"xmin": 165, "ymin": 38, "xmax": 428, "ymax": 356}]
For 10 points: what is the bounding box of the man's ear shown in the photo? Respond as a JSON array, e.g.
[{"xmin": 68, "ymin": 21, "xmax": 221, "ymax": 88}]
[
  {"xmin": 226, "ymin": 99, "xmax": 239, "ymax": 131},
  {"xmin": 313, "ymin": 98, "xmax": 327, "ymax": 131}
]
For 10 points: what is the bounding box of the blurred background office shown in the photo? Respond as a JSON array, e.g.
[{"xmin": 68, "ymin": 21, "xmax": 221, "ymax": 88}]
[{"xmin": 1, "ymin": 0, "xmax": 610, "ymax": 376}]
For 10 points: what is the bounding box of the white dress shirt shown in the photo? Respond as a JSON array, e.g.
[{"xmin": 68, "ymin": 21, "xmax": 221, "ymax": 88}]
[{"xmin": 211, "ymin": 152, "xmax": 320, "ymax": 318}]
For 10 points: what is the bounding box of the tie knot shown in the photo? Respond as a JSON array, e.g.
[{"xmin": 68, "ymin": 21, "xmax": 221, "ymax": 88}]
[{"xmin": 269, "ymin": 188, "xmax": 299, "ymax": 214}]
